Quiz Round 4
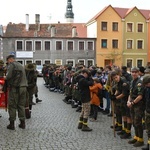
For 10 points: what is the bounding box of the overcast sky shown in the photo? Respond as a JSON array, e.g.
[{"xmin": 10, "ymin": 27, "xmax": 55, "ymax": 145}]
[{"xmin": 0, "ymin": 0, "xmax": 150, "ymax": 26}]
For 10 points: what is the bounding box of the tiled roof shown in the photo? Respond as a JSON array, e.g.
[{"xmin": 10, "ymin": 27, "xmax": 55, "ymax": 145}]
[
  {"xmin": 4, "ymin": 23, "xmax": 87, "ymax": 38},
  {"xmin": 87, "ymin": 5, "xmax": 150, "ymax": 25}
]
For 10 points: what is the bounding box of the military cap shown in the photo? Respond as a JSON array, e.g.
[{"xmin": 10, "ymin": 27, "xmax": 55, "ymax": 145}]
[
  {"xmin": 6, "ymin": 54, "xmax": 15, "ymax": 61},
  {"xmin": 143, "ymin": 75, "xmax": 150, "ymax": 85},
  {"xmin": 131, "ymin": 67, "xmax": 139, "ymax": 72}
]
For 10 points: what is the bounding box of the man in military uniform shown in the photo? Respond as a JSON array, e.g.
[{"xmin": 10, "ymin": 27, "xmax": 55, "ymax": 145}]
[
  {"xmin": 5, "ymin": 55, "xmax": 28, "ymax": 130},
  {"xmin": 127, "ymin": 67, "xmax": 145, "ymax": 147},
  {"xmin": 142, "ymin": 75, "xmax": 150, "ymax": 150},
  {"xmin": 111, "ymin": 70, "xmax": 132, "ymax": 139},
  {"xmin": 25, "ymin": 63, "xmax": 37, "ymax": 117}
]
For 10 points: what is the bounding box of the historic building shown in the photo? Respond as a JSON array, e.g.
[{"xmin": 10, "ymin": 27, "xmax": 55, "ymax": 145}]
[
  {"xmin": 86, "ymin": 5, "xmax": 150, "ymax": 68},
  {"xmin": 2, "ymin": 14, "xmax": 95, "ymax": 67}
]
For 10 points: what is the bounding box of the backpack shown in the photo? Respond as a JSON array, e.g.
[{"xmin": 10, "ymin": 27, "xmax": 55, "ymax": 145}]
[{"xmin": 9, "ymin": 63, "xmax": 23, "ymax": 88}]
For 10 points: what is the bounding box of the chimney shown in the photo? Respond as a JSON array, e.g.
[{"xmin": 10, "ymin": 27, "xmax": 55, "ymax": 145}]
[
  {"xmin": 72, "ymin": 26, "xmax": 77, "ymax": 37},
  {"xmin": 35, "ymin": 14, "xmax": 40, "ymax": 31},
  {"xmin": 51, "ymin": 25, "xmax": 55, "ymax": 37},
  {"xmin": 26, "ymin": 14, "xmax": 29, "ymax": 31}
]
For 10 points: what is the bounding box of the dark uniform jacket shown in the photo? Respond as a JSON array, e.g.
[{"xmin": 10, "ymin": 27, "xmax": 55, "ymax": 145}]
[
  {"xmin": 130, "ymin": 77, "xmax": 144, "ymax": 105},
  {"xmin": 78, "ymin": 75, "xmax": 94, "ymax": 103}
]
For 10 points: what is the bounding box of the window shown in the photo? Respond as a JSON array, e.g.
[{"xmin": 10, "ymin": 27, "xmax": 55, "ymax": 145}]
[
  {"xmin": 138, "ymin": 24, "xmax": 143, "ymax": 32},
  {"xmin": 87, "ymin": 41, "xmax": 94, "ymax": 50},
  {"xmin": 26, "ymin": 60, "xmax": 33, "ymax": 65},
  {"xmin": 44, "ymin": 60, "xmax": 50, "ymax": 64},
  {"xmin": 127, "ymin": 23, "xmax": 133, "ymax": 32},
  {"xmin": 35, "ymin": 41, "xmax": 42, "ymax": 51},
  {"xmin": 35, "ymin": 60, "xmax": 42, "ymax": 65},
  {"xmin": 26, "ymin": 41, "xmax": 32, "ymax": 51},
  {"xmin": 44, "ymin": 41, "xmax": 51, "ymax": 50},
  {"xmin": 87, "ymin": 60, "xmax": 94, "ymax": 67},
  {"xmin": 16, "ymin": 41, "xmax": 23, "ymax": 51},
  {"xmin": 137, "ymin": 40, "xmax": 143, "ymax": 49},
  {"xmin": 67, "ymin": 41, "xmax": 73, "ymax": 50},
  {"xmin": 137, "ymin": 60, "xmax": 143, "ymax": 67},
  {"xmin": 101, "ymin": 22, "xmax": 107, "ymax": 31},
  {"xmin": 78, "ymin": 60, "xmax": 85, "ymax": 65},
  {"xmin": 79, "ymin": 41, "xmax": 84, "ymax": 50},
  {"xmin": 56, "ymin": 41, "xmax": 62, "ymax": 50},
  {"xmin": 112, "ymin": 40, "xmax": 118, "ymax": 48},
  {"xmin": 112, "ymin": 22, "xmax": 118, "ymax": 31},
  {"xmin": 66, "ymin": 59, "xmax": 74, "ymax": 66},
  {"xmin": 127, "ymin": 40, "xmax": 132, "ymax": 49},
  {"xmin": 127, "ymin": 59, "xmax": 132, "ymax": 68},
  {"xmin": 101, "ymin": 39, "xmax": 107, "ymax": 48}
]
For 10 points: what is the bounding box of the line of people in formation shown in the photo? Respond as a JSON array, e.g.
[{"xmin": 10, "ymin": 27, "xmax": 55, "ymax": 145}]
[
  {"xmin": 0, "ymin": 55, "xmax": 42, "ymax": 130},
  {"xmin": 42, "ymin": 63, "xmax": 150, "ymax": 150}
]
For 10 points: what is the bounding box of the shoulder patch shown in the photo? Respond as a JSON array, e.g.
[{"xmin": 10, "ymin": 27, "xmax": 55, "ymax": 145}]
[
  {"xmin": 137, "ymin": 83, "xmax": 142, "ymax": 86},
  {"xmin": 123, "ymin": 83, "xmax": 127, "ymax": 86}
]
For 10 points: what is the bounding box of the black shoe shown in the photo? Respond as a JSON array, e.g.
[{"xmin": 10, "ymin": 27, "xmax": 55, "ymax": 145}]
[
  {"xmin": 117, "ymin": 130, "xmax": 125, "ymax": 135},
  {"xmin": 36, "ymin": 98, "xmax": 42, "ymax": 103},
  {"xmin": 128, "ymin": 139, "xmax": 137, "ymax": 144},
  {"xmin": 133, "ymin": 141, "xmax": 144, "ymax": 147},
  {"xmin": 120, "ymin": 133, "xmax": 131, "ymax": 139},
  {"xmin": 115, "ymin": 126, "xmax": 122, "ymax": 131}
]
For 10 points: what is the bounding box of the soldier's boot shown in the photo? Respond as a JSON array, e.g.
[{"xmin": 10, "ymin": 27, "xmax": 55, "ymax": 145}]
[
  {"xmin": 142, "ymin": 144, "xmax": 149, "ymax": 150},
  {"xmin": 115, "ymin": 125, "xmax": 122, "ymax": 131},
  {"xmin": 81, "ymin": 118, "xmax": 92, "ymax": 132},
  {"xmin": 128, "ymin": 136, "xmax": 138, "ymax": 144},
  {"xmin": 117, "ymin": 130, "xmax": 126, "ymax": 135},
  {"xmin": 120, "ymin": 132, "xmax": 131, "ymax": 139},
  {"xmin": 18, "ymin": 120, "xmax": 25, "ymax": 129},
  {"xmin": 7, "ymin": 121, "xmax": 15, "ymax": 130},
  {"xmin": 133, "ymin": 139, "xmax": 144, "ymax": 147},
  {"xmin": 36, "ymin": 98, "xmax": 42, "ymax": 103},
  {"xmin": 78, "ymin": 117, "xmax": 83, "ymax": 129}
]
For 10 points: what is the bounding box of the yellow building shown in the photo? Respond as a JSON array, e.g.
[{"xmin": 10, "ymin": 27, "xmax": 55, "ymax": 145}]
[{"xmin": 86, "ymin": 5, "xmax": 150, "ymax": 68}]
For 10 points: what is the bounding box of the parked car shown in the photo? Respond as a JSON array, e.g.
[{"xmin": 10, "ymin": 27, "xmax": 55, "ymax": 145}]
[{"xmin": 36, "ymin": 65, "xmax": 43, "ymax": 77}]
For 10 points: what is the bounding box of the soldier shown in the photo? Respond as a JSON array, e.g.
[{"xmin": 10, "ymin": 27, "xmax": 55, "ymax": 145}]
[
  {"xmin": 5, "ymin": 55, "xmax": 27, "ymax": 130},
  {"xmin": 110, "ymin": 71, "xmax": 131, "ymax": 139},
  {"xmin": 77, "ymin": 69, "xmax": 94, "ymax": 131},
  {"xmin": 25, "ymin": 63, "xmax": 37, "ymax": 117},
  {"xmin": 127, "ymin": 67, "xmax": 145, "ymax": 147},
  {"xmin": 142, "ymin": 75, "xmax": 150, "ymax": 150}
]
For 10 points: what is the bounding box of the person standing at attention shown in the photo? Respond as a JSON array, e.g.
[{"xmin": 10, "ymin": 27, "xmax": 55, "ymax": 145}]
[
  {"xmin": 4, "ymin": 55, "xmax": 27, "ymax": 130},
  {"xmin": 77, "ymin": 69, "xmax": 94, "ymax": 131}
]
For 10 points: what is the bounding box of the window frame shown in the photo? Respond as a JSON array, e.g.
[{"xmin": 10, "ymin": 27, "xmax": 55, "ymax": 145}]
[
  {"xmin": 16, "ymin": 40, "xmax": 24, "ymax": 51},
  {"xmin": 55, "ymin": 40, "xmax": 63, "ymax": 50},
  {"xmin": 25, "ymin": 40, "xmax": 33, "ymax": 51}
]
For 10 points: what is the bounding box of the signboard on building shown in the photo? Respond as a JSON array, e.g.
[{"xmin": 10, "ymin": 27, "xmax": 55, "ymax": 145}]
[{"xmin": 16, "ymin": 51, "xmax": 33, "ymax": 58}]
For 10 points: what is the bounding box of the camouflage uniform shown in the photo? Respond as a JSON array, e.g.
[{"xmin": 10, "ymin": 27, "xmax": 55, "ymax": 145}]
[{"xmin": 6, "ymin": 55, "xmax": 27, "ymax": 130}]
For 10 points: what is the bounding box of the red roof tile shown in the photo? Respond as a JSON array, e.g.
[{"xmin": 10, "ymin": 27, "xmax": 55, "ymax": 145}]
[{"xmin": 4, "ymin": 23, "xmax": 87, "ymax": 38}]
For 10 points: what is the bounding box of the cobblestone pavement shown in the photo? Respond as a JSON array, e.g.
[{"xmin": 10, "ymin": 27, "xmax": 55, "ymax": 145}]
[{"xmin": 0, "ymin": 78, "xmax": 147, "ymax": 150}]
